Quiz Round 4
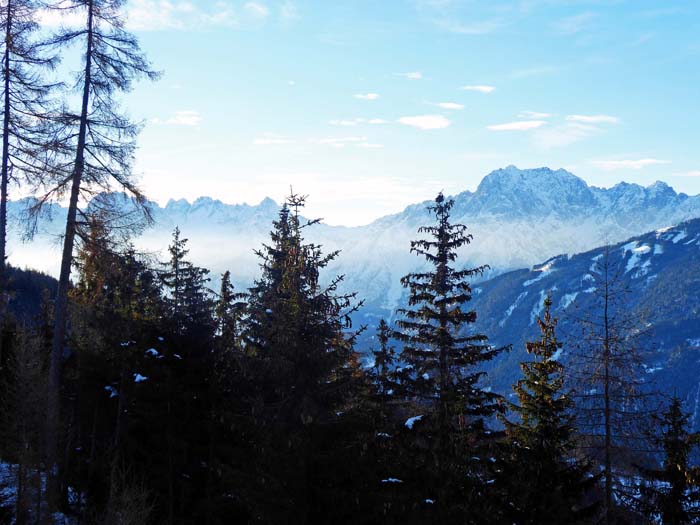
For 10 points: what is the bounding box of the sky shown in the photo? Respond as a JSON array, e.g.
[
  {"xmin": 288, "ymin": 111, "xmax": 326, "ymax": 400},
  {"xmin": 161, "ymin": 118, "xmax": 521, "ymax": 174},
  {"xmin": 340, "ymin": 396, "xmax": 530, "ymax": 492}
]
[{"xmin": 44, "ymin": 0, "xmax": 700, "ymax": 226}]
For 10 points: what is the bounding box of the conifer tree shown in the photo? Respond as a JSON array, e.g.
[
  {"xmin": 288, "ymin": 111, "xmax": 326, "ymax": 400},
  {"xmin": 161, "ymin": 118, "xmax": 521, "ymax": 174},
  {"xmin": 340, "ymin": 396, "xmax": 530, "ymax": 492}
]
[
  {"xmin": 371, "ymin": 318, "xmax": 396, "ymax": 421},
  {"xmin": 37, "ymin": 0, "xmax": 159, "ymax": 500},
  {"xmin": 160, "ymin": 227, "xmax": 214, "ymax": 338},
  {"xmin": 66, "ymin": 218, "xmax": 164, "ymax": 514},
  {"xmin": 638, "ymin": 397, "xmax": 700, "ymax": 524},
  {"xmin": 500, "ymin": 295, "xmax": 598, "ymax": 524},
  {"xmin": 215, "ymin": 270, "xmax": 246, "ymax": 352},
  {"xmin": 395, "ymin": 192, "xmax": 507, "ymax": 521},
  {"xmin": 242, "ymin": 193, "xmax": 364, "ymax": 523}
]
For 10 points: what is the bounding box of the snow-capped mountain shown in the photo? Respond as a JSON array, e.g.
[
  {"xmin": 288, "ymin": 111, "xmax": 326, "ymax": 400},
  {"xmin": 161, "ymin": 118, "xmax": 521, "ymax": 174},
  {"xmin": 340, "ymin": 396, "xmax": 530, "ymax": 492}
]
[
  {"xmin": 467, "ymin": 218, "xmax": 700, "ymax": 428},
  {"xmin": 7, "ymin": 166, "xmax": 700, "ymax": 315}
]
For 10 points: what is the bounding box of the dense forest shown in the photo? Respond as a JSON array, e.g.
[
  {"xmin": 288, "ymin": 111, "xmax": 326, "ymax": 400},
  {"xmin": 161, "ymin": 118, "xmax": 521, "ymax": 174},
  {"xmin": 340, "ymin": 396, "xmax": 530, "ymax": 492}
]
[{"xmin": 0, "ymin": 0, "xmax": 698, "ymax": 524}]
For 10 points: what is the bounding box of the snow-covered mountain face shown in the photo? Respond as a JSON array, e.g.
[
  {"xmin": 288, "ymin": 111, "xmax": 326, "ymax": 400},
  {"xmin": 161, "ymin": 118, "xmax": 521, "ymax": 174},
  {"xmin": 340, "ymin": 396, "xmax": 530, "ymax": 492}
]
[
  {"xmin": 468, "ymin": 219, "xmax": 700, "ymax": 429},
  {"xmin": 7, "ymin": 166, "xmax": 700, "ymax": 314}
]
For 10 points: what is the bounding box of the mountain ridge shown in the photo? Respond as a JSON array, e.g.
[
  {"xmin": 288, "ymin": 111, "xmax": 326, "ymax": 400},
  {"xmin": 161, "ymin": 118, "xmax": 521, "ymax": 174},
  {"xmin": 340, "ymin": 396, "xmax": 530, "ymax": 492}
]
[{"xmin": 7, "ymin": 166, "xmax": 700, "ymax": 315}]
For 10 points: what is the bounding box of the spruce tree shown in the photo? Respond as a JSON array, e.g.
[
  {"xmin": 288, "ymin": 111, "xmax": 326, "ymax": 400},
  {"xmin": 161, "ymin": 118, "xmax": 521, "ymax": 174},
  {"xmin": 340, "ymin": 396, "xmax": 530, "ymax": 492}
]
[
  {"xmin": 160, "ymin": 227, "xmax": 215, "ymax": 338},
  {"xmin": 215, "ymin": 270, "xmax": 246, "ymax": 352},
  {"xmin": 638, "ymin": 397, "xmax": 700, "ymax": 524},
  {"xmin": 394, "ymin": 192, "xmax": 507, "ymax": 521},
  {"xmin": 242, "ymin": 192, "xmax": 364, "ymax": 523},
  {"xmin": 500, "ymin": 295, "xmax": 598, "ymax": 524},
  {"xmin": 371, "ymin": 318, "xmax": 396, "ymax": 422}
]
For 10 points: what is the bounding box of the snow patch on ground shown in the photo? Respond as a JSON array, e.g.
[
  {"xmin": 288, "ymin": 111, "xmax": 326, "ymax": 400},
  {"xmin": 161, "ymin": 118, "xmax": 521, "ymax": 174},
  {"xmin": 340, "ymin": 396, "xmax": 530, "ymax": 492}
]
[
  {"xmin": 529, "ymin": 289, "xmax": 547, "ymax": 326},
  {"xmin": 623, "ymin": 242, "xmax": 652, "ymax": 275},
  {"xmin": 672, "ymin": 231, "xmax": 688, "ymax": 244},
  {"xmin": 405, "ymin": 415, "xmax": 423, "ymax": 429},
  {"xmin": 589, "ymin": 254, "xmax": 603, "ymax": 272},
  {"xmin": 559, "ymin": 292, "xmax": 578, "ymax": 310},
  {"xmin": 104, "ymin": 385, "xmax": 118, "ymax": 398},
  {"xmin": 499, "ymin": 291, "xmax": 528, "ymax": 327}
]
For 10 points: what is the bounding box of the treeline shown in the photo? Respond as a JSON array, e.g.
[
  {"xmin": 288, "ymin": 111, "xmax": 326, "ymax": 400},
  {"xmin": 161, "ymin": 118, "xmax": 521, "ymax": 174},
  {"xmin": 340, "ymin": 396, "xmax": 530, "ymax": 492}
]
[{"xmin": 0, "ymin": 0, "xmax": 698, "ymax": 524}]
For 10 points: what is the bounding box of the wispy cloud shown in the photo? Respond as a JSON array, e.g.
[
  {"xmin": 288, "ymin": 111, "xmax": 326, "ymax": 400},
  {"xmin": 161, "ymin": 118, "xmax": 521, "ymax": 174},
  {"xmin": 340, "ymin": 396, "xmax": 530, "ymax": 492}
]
[
  {"xmin": 280, "ymin": 1, "xmax": 300, "ymax": 21},
  {"xmin": 38, "ymin": 5, "xmax": 92, "ymax": 27},
  {"xmin": 532, "ymin": 122, "xmax": 598, "ymax": 148},
  {"xmin": 675, "ymin": 170, "xmax": 700, "ymax": 177},
  {"xmin": 567, "ymin": 114, "xmax": 620, "ymax": 124},
  {"xmin": 398, "ymin": 115, "xmax": 451, "ymax": 130},
  {"xmin": 488, "ymin": 120, "xmax": 547, "ymax": 131},
  {"xmin": 530, "ymin": 113, "xmax": 619, "ymax": 148},
  {"xmin": 354, "ymin": 93, "xmax": 380, "ymax": 100},
  {"xmin": 435, "ymin": 102, "xmax": 464, "ymax": 110},
  {"xmin": 244, "ymin": 2, "xmax": 270, "ymax": 18},
  {"xmin": 329, "ymin": 118, "xmax": 388, "ymax": 126},
  {"xmin": 168, "ymin": 111, "xmax": 203, "ymax": 126},
  {"xmin": 435, "ymin": 18, "xmax": 503, "ymax": 35},
  {"xmin": 461, "ymin": 85, "xmax": 495, "ymax": 93},
  {"xmin": 397, "ymin": 71, "xmax": 423, "ymax": 80},
  {"xmin": 357, "ymin": 142, "xmax": 384, "ymax": 149},
  {"xmin": 553, "ymin": 12, "xmax": 596, "ymax": 35},
  {"xmin": 314, "ymin": 136, "xmax": 368, "ymax": 148},
  {"xmin": 40, "ymin": 0, "xmax": 288, "ymax": 32},
  {"xmin": 125, "ymin": 0, "xmax": 235, "ymax": 31},
  {"xmin": 151, "ymin": 110, "xmax": 203, "ymax": 126},
  {"xmin": 592, "ymin": 158, "xmax": 671, "ymax": 170},
  {"xmin": 519, "ymin": 110, "xmax": 551, "ymax": 119}
]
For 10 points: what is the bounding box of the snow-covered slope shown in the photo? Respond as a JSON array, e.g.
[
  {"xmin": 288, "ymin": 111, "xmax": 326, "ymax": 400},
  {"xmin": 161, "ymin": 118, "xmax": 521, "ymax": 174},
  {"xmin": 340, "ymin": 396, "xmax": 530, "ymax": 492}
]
[
  {"xmin": 468, "ymin": 218, "xmax": 700, "ymax": 428},
  {"xmin": 7, "ymin": 166, "xmax": 700, "ymax": 315}
]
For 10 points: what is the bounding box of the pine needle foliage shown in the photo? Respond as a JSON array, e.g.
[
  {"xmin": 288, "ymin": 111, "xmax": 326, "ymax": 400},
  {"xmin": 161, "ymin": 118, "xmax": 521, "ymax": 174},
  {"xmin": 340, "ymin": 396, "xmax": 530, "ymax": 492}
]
[{"xmin": 394, "ymin": 192, "xmax": 508, "ymax": 521}]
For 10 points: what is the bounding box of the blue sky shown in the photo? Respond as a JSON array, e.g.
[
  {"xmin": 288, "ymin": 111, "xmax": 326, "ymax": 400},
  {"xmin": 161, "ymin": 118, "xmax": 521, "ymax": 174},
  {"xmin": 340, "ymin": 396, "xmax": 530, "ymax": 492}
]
[{"xmin": 47, "ymin": 0, "xmax": 700, "ymax": 225}]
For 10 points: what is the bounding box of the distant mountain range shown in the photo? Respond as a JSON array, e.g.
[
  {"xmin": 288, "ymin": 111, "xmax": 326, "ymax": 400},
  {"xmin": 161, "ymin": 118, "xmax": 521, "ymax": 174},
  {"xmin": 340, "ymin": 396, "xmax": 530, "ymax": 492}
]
[{"xmin": 9, "ymin": 165, "xmax": 700, "ymax": 312}]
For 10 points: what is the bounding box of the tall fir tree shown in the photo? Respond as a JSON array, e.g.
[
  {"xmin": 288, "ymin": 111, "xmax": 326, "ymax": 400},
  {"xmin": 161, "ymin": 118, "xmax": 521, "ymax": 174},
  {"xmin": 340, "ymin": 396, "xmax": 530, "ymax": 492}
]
[
  {"xmin": 242, "ymin": 193, "xmax": 366, "ymax": 523},
  {"xmin": 394, "ymin": 192, "xmax": 507, "ymax": 522},
  {"xmin": 499, "ymin": 295, "xmax": 598, "ymax": 524},
  {"xmin": 160, "ymin": 227, "xmax": 215, "ymax": 339}
]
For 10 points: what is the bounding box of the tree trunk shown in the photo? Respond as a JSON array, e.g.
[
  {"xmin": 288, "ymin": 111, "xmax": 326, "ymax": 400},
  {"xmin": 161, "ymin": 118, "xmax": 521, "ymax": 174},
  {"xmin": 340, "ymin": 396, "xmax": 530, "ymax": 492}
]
[
  {"xmin": 0, "ymin": 0, "xmax": 13, "ymax": 371},
  {"xmin": 46, "ymin": 0, "xmax": 94, "ymax": 509},
  {"xmin": 0, "ymin": 0, "xmax": 12, "ymax": 285},
  {"xmin": 603, "ymin": 263, "xmax": 613, "ymax": 525}
]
